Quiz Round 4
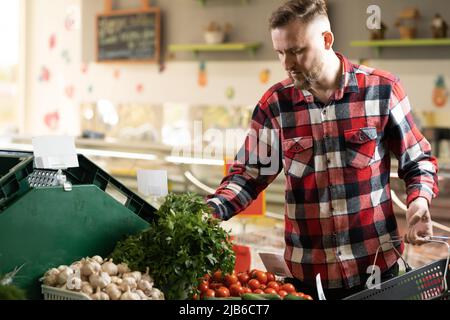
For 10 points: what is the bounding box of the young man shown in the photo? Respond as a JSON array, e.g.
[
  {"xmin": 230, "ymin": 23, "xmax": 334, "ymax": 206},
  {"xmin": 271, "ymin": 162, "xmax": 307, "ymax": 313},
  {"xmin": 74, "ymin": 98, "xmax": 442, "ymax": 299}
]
[{"xmin": 206, "ymin": 0, "xmax": 439, "ymax": 299}]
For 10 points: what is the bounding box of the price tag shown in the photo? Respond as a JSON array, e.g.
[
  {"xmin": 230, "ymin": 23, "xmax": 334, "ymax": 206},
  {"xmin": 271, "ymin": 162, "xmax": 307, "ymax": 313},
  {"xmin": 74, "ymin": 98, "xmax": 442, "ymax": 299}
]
[
  {"xmin": 32, "ymin": 135, "xmax": 78, "ymax": 169},
  {"xmin": 137, "ymin": 169, "xmax": 168, "ymax": 197},
  {"xmin": 258, "ymin": 252, "xmax": 293, "ymax": 278}
]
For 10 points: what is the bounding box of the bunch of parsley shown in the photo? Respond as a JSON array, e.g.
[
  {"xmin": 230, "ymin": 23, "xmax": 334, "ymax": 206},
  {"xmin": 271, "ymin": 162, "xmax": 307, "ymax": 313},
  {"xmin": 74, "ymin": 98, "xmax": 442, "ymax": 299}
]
[{"xmin": 110, "ymin": 193, "xmax": 235, "ymax": 300}]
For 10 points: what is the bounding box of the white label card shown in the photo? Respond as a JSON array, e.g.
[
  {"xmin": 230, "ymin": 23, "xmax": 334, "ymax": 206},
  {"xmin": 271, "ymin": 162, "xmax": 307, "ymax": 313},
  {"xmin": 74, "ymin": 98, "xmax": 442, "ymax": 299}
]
[
  {"xmin": 258, "ymin": 252, "xmax": 293, "ymax": 278},
  {"xmin": 32, "ymin": 135, "xmax": 78, "ymax": 169}
]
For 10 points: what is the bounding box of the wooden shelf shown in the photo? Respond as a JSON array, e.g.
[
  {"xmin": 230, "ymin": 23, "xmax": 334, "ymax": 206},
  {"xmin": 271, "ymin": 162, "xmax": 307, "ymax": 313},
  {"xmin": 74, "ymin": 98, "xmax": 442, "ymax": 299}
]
[
  {"xmin": 350, "ymin": 38, "xmax": 450, "ymax": 57},
  {"xmin": 168, "ymin": 42, "xmax": 261, "ymax": 57}
]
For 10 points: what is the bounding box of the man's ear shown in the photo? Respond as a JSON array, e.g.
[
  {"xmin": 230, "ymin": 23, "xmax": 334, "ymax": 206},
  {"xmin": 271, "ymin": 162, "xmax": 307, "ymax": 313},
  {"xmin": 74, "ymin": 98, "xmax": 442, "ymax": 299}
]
[{"xmin": 323, "ymin": 31, "xmax": 334, "ymax": 50}]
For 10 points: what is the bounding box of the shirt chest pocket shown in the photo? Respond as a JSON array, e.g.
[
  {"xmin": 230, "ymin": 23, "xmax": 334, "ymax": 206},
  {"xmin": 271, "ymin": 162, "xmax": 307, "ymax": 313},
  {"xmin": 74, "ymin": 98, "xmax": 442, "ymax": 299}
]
[
  {"xmin": 282, "ymin": 136, "xmax": 314, "ymax": 178},
  {"xmin": 344, "ymin": 127, "xmax": 377, "ymax": 169}
]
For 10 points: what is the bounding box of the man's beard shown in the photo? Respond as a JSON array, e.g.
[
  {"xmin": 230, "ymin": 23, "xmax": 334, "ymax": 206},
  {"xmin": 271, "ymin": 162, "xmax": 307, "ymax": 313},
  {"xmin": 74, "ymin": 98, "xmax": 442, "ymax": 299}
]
[
  {"xmin": 293, "ymin": 76, "xmax": 313, "ymax": 90},
  {"xmin": 291, "ymin": 60, "xmax": 324, "ymax": 90}
]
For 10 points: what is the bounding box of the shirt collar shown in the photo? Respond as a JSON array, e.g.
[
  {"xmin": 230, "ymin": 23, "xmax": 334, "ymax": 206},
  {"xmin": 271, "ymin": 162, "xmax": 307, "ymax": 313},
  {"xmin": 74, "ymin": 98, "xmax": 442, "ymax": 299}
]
[
  {"xmin": 334, "ymin": 52, "xmax": 359, "ymax": 99},
  {"xmin": 298, "ymin": 52, "xmax": 359, "ymax": 103}
]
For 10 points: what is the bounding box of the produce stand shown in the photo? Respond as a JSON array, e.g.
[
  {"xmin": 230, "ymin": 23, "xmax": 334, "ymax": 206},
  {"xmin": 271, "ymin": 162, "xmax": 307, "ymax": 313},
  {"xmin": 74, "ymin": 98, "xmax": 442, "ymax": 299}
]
[{"xmin": 0, "ymin": 150, "xmax": 156, "ymax": 299}]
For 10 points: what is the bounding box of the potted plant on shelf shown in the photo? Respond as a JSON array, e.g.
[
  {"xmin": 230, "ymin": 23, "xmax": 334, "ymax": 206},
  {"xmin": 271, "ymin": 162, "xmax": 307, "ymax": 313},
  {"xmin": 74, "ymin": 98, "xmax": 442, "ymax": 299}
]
[
  {"xmin": 370, "ymin": 21, "xmax": 388, "ymax": 40},
  {"xmin": 204, "ymin": 21, "xmax": 232, "ymax": 44},
  {"xmin": 395, "ymin": 7, "xmax": 420, "ymax": 40}
]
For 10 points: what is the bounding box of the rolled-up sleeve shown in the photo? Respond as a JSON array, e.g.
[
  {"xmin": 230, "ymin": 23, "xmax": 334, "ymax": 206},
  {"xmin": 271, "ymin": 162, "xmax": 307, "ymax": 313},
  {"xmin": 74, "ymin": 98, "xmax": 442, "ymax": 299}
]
[{"xmin": 387, "ymin": 80, "xmax": 439, "ymax": 206}]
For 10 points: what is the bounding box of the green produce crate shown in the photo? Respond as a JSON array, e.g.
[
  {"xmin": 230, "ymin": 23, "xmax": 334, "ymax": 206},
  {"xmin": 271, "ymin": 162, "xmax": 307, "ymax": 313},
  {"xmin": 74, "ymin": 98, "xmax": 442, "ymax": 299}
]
[{"xmin": 0, "ymin": 150, "xmax": 156, "ymax": 299}]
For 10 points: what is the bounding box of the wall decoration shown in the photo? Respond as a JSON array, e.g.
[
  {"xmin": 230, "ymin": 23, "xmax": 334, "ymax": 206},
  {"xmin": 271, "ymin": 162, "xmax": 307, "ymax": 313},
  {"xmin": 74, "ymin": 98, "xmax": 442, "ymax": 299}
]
[
  {"xmin": 159, "ymin": 62, "xmax": 166, "ymax": 73},
  {"xmin": 49, "ymin": 34, "xmax": 56, "ymax": 50},
  {"xmin": 65, "ymin": 85, "xmax": 75, "ymax": 99},
  {"xmin": 61, "ymin": 50, "xmax": 71, "ymax": 64},
  {"xmin": 38, "ymin": 66, "xmax": 51, "ymax": 82},
  {"xmin": 114, "ymin": 69, "xmax": 121, "ymax": 79},
  {"xmin": 259, "ymin": 69, "xmax": 270, "ymax": 84},
  {"xmin": 65, "ymin": 5, "xmax": 80, "ymax": 31},
  {"xmin": 44, "ymin": 111, "xmax": 60, "ymax": 130},
  {"xmin": 136, "ymin": 83, "xmax": 144, "ymax": 93},
  {"xmin": 431, "ymin": 14, "xmax": 448, "ymax": 39},
  {"xmin": 87, "ymin": 85, "xmax": 93, "ymax": 94},
  {"xmin": 225, "ymin": 87, "xmax": 235, "ymax": 100},
  {"xmin": 433, "ymin": 75, "xmax": 449, "ymax": 108},
  {"xmin": 81, "ymin": 63, "xmax": 88, "ymax": 74},
  {"xmin": 198, "ymin": 61, "xmax": 207, "ymax": 87}
]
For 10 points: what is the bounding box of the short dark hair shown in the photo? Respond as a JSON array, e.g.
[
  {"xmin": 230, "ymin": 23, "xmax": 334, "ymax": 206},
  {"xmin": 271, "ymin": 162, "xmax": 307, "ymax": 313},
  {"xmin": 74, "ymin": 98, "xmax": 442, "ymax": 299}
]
[{"xmin": 269, "ymin": 0, "xmax": 328, "ymax": 29}]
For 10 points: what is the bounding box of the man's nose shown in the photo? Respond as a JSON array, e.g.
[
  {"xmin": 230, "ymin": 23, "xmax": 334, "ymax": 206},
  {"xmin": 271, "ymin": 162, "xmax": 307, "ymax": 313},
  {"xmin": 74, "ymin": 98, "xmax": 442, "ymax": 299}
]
[{"xmin": 282, "ymin": 54, "xmax": 295, "ymax": 71}]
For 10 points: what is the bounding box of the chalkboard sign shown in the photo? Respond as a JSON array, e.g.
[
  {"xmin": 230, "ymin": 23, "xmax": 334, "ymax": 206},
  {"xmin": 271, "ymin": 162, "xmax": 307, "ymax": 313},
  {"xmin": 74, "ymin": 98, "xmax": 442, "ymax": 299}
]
[{"xmin": 96, "ymin": 8, "xmax": 161, "ymax": 63}]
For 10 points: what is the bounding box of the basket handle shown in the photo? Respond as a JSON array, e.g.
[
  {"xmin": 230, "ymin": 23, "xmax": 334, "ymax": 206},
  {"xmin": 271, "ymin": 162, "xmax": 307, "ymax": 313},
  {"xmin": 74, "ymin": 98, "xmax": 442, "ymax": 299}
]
[{"xmin": 367, "ymin": 237, "xmax": 450, "ymax": 292}]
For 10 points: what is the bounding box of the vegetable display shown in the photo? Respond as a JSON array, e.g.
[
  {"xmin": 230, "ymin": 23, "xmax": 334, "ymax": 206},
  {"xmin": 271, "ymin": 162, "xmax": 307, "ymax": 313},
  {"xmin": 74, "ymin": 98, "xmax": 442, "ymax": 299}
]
[
  {"xmin": 194, "ymin": 269, "xmax": 313, "ymax": 300},
  {"xmin": 109, "ymin": 193, "xmax": 235, "ymax": 300},
  {"xmin": 40, "ymin": 255, "xmax": 164, "ymax": 300}
]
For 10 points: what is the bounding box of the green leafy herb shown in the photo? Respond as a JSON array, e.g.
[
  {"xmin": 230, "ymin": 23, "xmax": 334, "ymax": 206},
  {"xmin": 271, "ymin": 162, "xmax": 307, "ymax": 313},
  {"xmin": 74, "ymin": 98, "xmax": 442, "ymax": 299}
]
[
  {"xmin": 0, "ymin": 285, "xmax": 26, "ymax": 300},
  {"xmin": 110, "ymin": 193, "xmax": 235, "ymax": 300}
]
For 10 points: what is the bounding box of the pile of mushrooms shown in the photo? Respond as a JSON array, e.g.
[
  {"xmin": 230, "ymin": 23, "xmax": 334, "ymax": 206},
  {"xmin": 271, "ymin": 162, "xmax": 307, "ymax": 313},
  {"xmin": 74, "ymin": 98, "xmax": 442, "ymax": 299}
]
[{"xmin": 40, "ymin": 255, "xmax": 164, "ymax": 300}]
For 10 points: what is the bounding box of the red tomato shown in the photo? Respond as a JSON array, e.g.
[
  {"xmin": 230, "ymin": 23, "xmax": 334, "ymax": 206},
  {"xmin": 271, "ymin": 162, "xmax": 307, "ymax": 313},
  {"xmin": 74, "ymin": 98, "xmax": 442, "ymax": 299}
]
[
  {"xmin": 248, "ymin": 279, "xmax": 261, "ymax": 291},
  {"xmin": 259, "ymin": 284, "xmax": 266, "ymax": 290},
  {"xmin": 290, "ymin": 292, "xmax": 306, "ymax": 298},
  {"xmin": 202, "ymin": 289, "xmax": 215, "ymax": 299},
  {"xmin": 281, "ymin": 283, "xmax": 296, "ymax": 293},
  {"xmin": 212, "ymin": 270, "xmax": 223, "ymax": 282},
  {"xmin": 264, "ymin": 288, "xmax": 277, "ymax": 294},
  {"xmin": 191, "ymin": 293, "xmax": 199, "ymax": 300},
  {"xmin": 224, "ymin": 274, "xmax": 238, "ymax": 287},
  {"xmin": 198, "ymin": 282, "xmax": 209, "ymax": 293},
  {"xmin": 215, "ymin": 286, "xmax": 230, "ymax": 298},
  {"xmin": 254, "ymin": 271, "xmax": 268, "ymax": 285},
  {"xmin": 304, "ymin": 294, "xmax": 313, "ymax": 300},
  {"xmin": 242, "ymin": 287, "xmax": 252, "ymax": 294},
  {"xmin": 229, "ymin": 284, "xmax": 244, "ymax": 297},
  {"xmin": 267, "ymin": 281, "xmax": 280, "ymax": 292},
  {"xmin": 266, "ymin": 272, "xmax": 275, "ymax": 283},
  {"xmin": 278, "ymin": 290, "xmax": 288, "ymax": 298},
  {"xmin": 209, "ymin": 282, "xmax": 224, "ymax": 290},
  {"xmin": 253, "ymin": 289, "xmax": 264, "ymax": 294},
  {"xmin": 237, "ymin": 272, "xmax": 250, "ymax": 285},
  {"xmin": 202, "ymin": 274, "xmax": 211, "ymax": 282}
]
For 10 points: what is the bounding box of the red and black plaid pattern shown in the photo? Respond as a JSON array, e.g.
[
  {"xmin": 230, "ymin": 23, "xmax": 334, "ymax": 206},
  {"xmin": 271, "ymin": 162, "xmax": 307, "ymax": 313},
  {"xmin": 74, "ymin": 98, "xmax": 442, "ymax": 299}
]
[{"xmin": 207, "ymin": 53, "xmax": 439, "ymax": 289}]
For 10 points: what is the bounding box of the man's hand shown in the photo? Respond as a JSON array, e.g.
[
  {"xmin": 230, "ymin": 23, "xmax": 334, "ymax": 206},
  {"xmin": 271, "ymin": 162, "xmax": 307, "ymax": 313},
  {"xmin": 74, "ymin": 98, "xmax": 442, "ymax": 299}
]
[{"xmin": 404, "ymin": 197, "xmax": 433, "ymax": 245}]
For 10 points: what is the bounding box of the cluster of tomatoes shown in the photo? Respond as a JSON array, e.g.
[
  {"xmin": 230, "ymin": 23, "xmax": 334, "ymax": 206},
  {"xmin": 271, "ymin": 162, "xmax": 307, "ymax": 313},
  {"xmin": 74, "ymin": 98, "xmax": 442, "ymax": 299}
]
[{"xmin": 193, "ymin": 269, "xmax": 313, "ymax": 300}]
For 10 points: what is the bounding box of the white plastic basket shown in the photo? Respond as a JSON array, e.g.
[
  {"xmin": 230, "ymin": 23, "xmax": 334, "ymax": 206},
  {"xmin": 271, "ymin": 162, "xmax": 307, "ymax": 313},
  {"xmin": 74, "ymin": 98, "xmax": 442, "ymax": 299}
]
[{"xmin": 41, "ymin": 285, "xmax": 91, "ymax": 300}]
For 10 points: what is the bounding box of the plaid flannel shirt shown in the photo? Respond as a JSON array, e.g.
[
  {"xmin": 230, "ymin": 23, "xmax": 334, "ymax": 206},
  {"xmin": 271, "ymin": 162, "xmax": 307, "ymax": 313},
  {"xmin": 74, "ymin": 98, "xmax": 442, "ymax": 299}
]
[{"xmin": 207, "ymin": 53, "xmax": 439, "ymax": 289}]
